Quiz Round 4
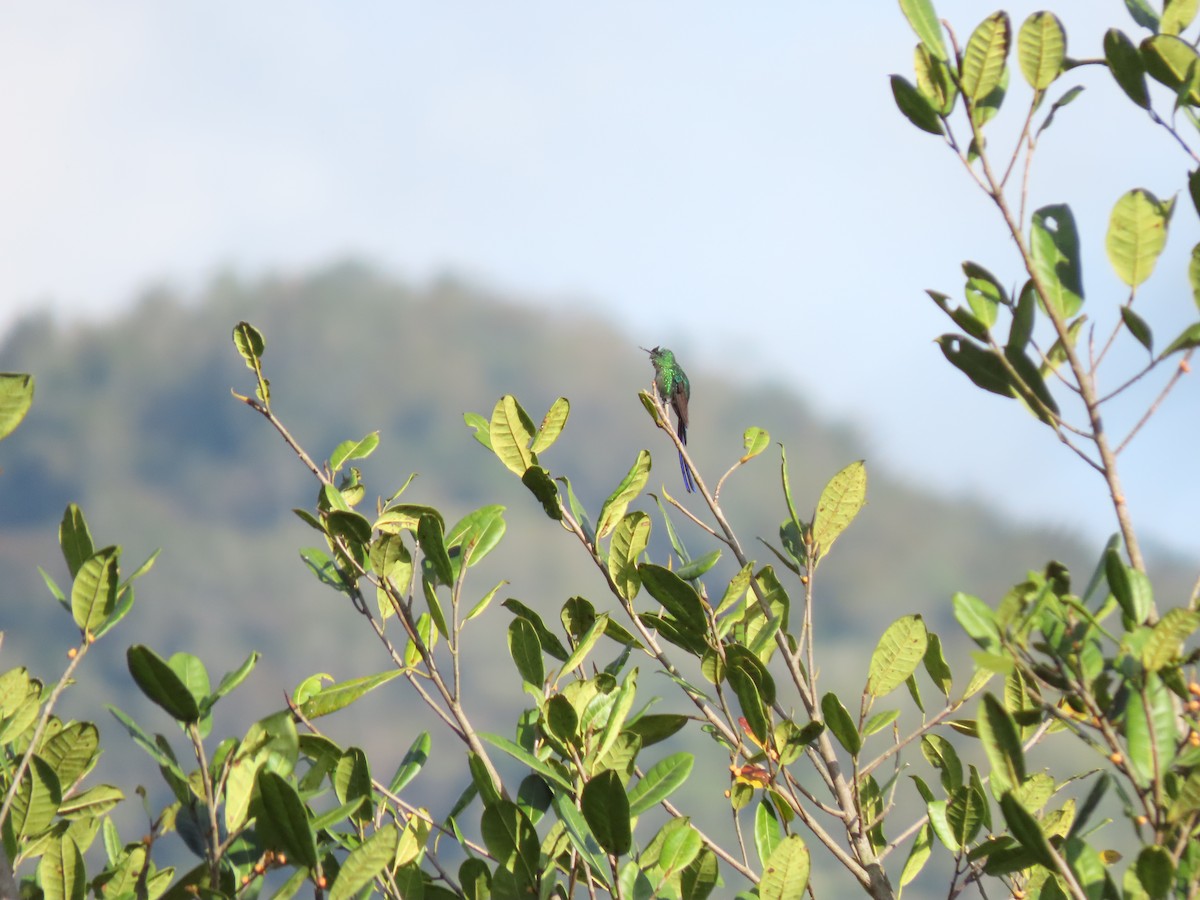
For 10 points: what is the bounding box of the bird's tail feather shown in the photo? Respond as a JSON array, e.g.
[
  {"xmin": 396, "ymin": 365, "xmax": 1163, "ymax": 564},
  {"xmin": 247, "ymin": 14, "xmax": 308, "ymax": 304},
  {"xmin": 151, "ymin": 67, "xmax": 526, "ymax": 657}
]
[{"xmin": 679, "ymin": 449, "xmax": 696, "ymax": 493}]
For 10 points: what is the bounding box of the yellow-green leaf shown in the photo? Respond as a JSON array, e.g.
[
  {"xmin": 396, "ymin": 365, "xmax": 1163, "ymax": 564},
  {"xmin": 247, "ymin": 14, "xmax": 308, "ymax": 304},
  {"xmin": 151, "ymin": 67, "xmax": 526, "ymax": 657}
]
[
  {"xmin": 1018, "ymin": 12, "xmax": 1065, "ymax": 90},
  {"xmin": 596, "ymin": 450, "xmax": 651, "ymax": 539},
  {"xmin": 759, "ymin": 834, "xmax": 810, "ymax": 900},
  {"xmin": 867, "ymin": 615, "xmax": 928, "ymax": 697},
  {"xmin": 1107, "ymin": 189, "xmax": 1171, "ymax": 288},
  {"xmin": 488, "ymin": 395, "xmax": 536, "ymax": 476},
  {"xmin": 811, "ymin": 460, "xmax": 867, "ymax": 563},
  {"xmin": 961, "ymin": 12, "xmax": 1011, "ymax": 104}
]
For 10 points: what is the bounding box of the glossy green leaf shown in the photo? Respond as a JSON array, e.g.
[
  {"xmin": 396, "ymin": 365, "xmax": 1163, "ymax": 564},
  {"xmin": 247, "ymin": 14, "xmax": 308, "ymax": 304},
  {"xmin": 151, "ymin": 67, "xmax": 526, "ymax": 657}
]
[
  {"xmin": 480, "ymin": 732, "xmax": 573, "ymax": 793},
  {"xmin": 417, "ymin": 513, "xmax": 453, "ymax": 586},
  {"xmin": 953, "ymin": 592, "xmax": 1001, "ymax": 651},
  {"xmin": 821, "ymin": 692, "xmax": 861, "ymax": 756},
  {"xmin": 57, "ymin": 505, "xmax": 94, "ymax": 580},
  {"xmin": 256, "ymin": 770, "xmax": 317, "ymax": 869},
  {"xmin": 867, "ymin": 614, "xmax": 928, "ymax": 697},
  {"xmin": 329, "ymin": 432, "xmax": 379, "ymax": 472},
  {"xmin": 1121, "ymin": 307, "xmax": 1154, "ymax": 353},
  {"xmin": 39, "ymin": 833, "xmax": 84, "ymax": 900},
  {"xmin": 550, "ymin": 793, "xmax": 612, "ymax": 889},
  {"xmin": 597, "ymin": 450, "xmax": 652, "ymax": 539},
  {"xmin": 1106, "ymin": 549, "xmax": 1153, "ymax": 623},
  {"xmin": 0, "ymin": 372, "xmax": 34, "ymax": 442},
  {"xmin": 1142, "ymin": 34, "xmax": 1200, "ymax": 105},
  {"xmin": 609, "ymin": 511, "xmax": 651, "ymax": 601},
  {"xmin": 531, "ymin": 397, "xmax": 570, "ymax": 453},
  {"xmin": 900, "ymin": 0, "xmax": 947, "ymax": 61},
  {"xmin": 891, "ymin": 75, "xmax": 944, "ymax": 135},
  {"xmin": 1031, "ymin": 205, "xmax": 1084, "ymax": 319},
  {"xmin": 1125, "ymin": 673, "xmax": 1177, "ymax": 786},
  {"xmin": 639, "ymin": 563, "xmax": 706, "ymax": 633},
  {"xmin": 508, "ymin": 617, "xmax": 544, "ymax": 687},
  {"xmin": 978, "ymin": 693, "xmax": 1025, "ymax": 797},
  {"xmin": 628, "ymin": 751, "xmax": 694, "ymax": 815},
  {"xmin": 1105, "ymin": 29, "xmax": 1150, "ymax": 109},
  {"xmin": 504, "ymin": 599, "xmax": 570, "ymax": 661},
  {"xmin": 998, "ymin": 791, "xmax": 1056, "ymax": 869},
  {"xmin": 961, "ymin": 12, "xmax": 1011, "ymax": 104},
  {"xmin": 1135, "ymin": 845, "xmax": 1175, "ymax": 900},
  {"xmin": 329, "ymin": 826, "xmax": 399, "ymax": 900},
  {"xmin": 680, "ymin": 846, "xmax": 719, "ymax": 900},
  {"xmin": 127, "ymin": 644, "xmax": 199, "ymax": 722},
  {"xmin": 581, "ymin": 770, "xmax": 632, "ymax": 856},
  {"xmin": 936, "ymin": 336, "xmax": 1013, "ymax": 397},
  {"xmin": 388, "ymin": 732, "xmax": 431, "ymax": 794},
  {"xmin": 963, "ymin": 262, "xmax": 1006, "ymax": 329},
  {"xmin": 1142, "ymin": 608, "xmax": 1200, "ymax": 671},
  {"xmin": 521, "ymin": 465, "xmax": 562, "ymax": 520},
  {"xmin": 1159, "ymin": 322, "xmax": 1200, "ymax": 357},
  {"xmin": 923, "ymin": 632, "xmax": 953, "ymax": 696},
  {"xmin": 71, "ymin": 549, "xmax": 118, "ymax": 635},
  {"xmin": 1107, "ymin": 189, "xmax": 1171, "ymax": 287},
  {"xmin": 1018, "ymin": 12, "xmax": 1064, "ymax": 89},
  {"xmin": 676, "ymin": 549, "xmax": 722, "ymax": 581},
  {"xmin": 754, "ymin": 800, "xmax": 783, "ymax": 868},
  {"xmin": 334, "ymin": 747, "xmax": 374, "ymax": 824},
  {"xmin": 488, "ymin": 395, "xmax": 536, "ymax": 476},
  {"xmin": 811, "ymin": 460, "xmax": 866, "ymax": 563},
  {"xmin": 297, "ymin": 670, "xmax": 402, "ymax": 719},
  {"xmin": 758, "ymin": 834, "xmax": 810, "ymax": 900}
]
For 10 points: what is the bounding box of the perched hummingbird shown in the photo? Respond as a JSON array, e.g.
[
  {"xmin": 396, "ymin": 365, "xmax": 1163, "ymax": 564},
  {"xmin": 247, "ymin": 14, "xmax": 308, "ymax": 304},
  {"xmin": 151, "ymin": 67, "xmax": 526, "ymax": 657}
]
[{"xmin": 642, "ymin": 346, "xmax": 696, "ymax": 493}]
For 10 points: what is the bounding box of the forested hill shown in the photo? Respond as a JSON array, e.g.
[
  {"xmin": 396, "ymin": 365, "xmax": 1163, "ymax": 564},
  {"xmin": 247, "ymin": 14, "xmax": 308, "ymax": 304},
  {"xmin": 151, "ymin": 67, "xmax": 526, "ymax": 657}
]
[{"xmin": 0, "ymin": 261, "xmax": 1191, "ymax": 752}]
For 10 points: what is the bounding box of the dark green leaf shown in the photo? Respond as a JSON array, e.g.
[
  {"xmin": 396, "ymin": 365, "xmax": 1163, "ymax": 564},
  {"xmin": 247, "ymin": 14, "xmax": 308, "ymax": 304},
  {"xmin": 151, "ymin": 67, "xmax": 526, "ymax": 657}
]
[
  {"xmin": 639, "ymin": 564, "xmax": 706, "ymax": 633},
  {"xmin": 256, "ymin": 770, "xmax": 317, "ymax": 870},
  {"xmin": 978, "ymin": 693, "xmax": 1026, "ymax": 797},
  {"xmin": 821, "ymin": 692, "xmax": 861, "ymax": 756},
  {"xmin": 127, "ymin": 644, "xmax": 200, "ymax": 722},
  {"xmin": 508, "ymin": 618, "xmax": 544, "ymax": 687},
  {"xmin": 1122, "ymin": 307, "xmax": 1154, "ymax": 352},
  {"xmin": 581, "ymin": 770, "xmax": 632, "ymax": 856},
  {"xmin": 1031, "ymin": 204, "xmax": 1084, "ymax": 319},
  {"xmin": 891, "ymin": 75, "xmax": 944, "ymax": 135}
]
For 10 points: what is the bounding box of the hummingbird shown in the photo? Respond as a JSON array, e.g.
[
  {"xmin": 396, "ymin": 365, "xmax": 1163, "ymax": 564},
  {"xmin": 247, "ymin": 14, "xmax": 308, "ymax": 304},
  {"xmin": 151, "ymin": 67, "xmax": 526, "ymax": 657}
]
[{"xmin": 641, "ymin": 346, "xmax": 696, "ymax": 493}]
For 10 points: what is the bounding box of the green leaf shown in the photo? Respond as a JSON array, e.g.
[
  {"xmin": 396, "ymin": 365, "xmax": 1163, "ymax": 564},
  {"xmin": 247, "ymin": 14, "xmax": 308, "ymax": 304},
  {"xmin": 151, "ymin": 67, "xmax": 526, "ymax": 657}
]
[
  {"xmin": 1106, "ymin": 549, "xmax": 1153, "ymax": 623},
  {"xmin": 1122, "ymin": 307, "xmax": 1154, "ymax": 353},
  {"xmin": 676, "ymin": 549, "xmax": 722, "ymax": 581},
  {"xmin": 0, "ymin": 372, "xmax": 34, "ymax": 442},
  {"xmin": 39, "ymin": 833, "xmax": 84, "ymax": 900},
  {"xmin": 417, "ymin": 513, "xmax": 453, "ymax": 586},
  {"xmin": 998, "ymin": 791, "xmax": 1056, "ymax": 869},
  {"xmin": 900, "ymin": 823, "xmax": 934, "ymax": 889},
  {"xmin": 389, "ymin": 732, "xmax": 431, "ymax": 793},
  {"xmin": 963, "ymin": 262, "xmax": 1006, "ymax": 329},
  {"xmin": 1106, "ymin": 29, "xmax": 1151, "ymax": 109},
  {"xmin": 961, "ymin": 12, "xmax": 1011, "ymax": 104},
  {"xmin": 508, "ymin": 618, "xmax": 544, "ymax": 688},
  {"xmin": 891, "ymin": 75, "xmax": 944, "ymax": 135},
  {"xmin": 1142, "ymin": 34, "xmax": 1200, "ymax": 105},
  {"xmin": 1107, "ymin": 189, "xmax": 1171, "ymax": 287},
  {"xmin": 232, "ymin": 321, "xmax": 265, "ymax": 367},
  {"xmin": 924, "ymin": 632, "xmax": 953, "ymax": 696},
  {"xmin": 758, "ymin": 834, "xmax": 810, "ymax": 900},
  {"xmin": 480, "ymin": 732, "xmax": 574, "ymax": 793},
  {"xmin": 297, "ymin": 670, "xmax": 402, "ymax": 719},
  {"xmin": 1034, "ymin": 85, "xmax": 1085, "ymax": 139},
  {"xmin": 334, "ymin": 747, "xmax": 374, "ymax": 824},
  {"xmin": 1125, "ymin": 673, "xmax": 1177, "ymax": 786},
  {"xmin": 582, "ymin": 770, "xmax": 632, "ymax": 856},
  {"xmin": 330, "ymin": 827, "xmax": 399, "ymax": 900},
  {"xmin": 481, "ymin": 800, "xmax": 541, "ymax": 888},
  {"xmin": 821, "ymin": 692, "xmax": 861, "ymax": 756},
  {"xmin": 741, "ymin": 426, "xmax": 770, "ymax": 460},
  {"xmin": 978, "ymin": 693, "xmax": 1025, "ymax": 797},
  {"xmin": 1188, "ymin": 242, "xmax": 1200, "ymax": 311},
  {"xmin": 107, "ymin": 705, "xmax": 187, "ymax": 782},
  {"xmin": 522, "ymin": 465, "xmax": 562, "ymax": 520},
  {"xmin": 1031, "ymin": 204, "xmax": 1084, "ymax": 319},
  {"xmin": 127, "ymin": 644, "xmax": 200, "ymax": 722},
  {"xmin": 531, "ymin": 397, "xmax": 570, "ymax": 453},
  {"xmin": 505, "ymin": 599, "xmax": 570, "ymax": 661},
  {"xmin": 550, "ymin": 794, "xmax": 612, "ymax": 889},
  {"xmin": 922, "ymin": 734, "xmax": 964, "ymax": 792},
  {"xmin": 639, "ymin": 563, "xmax": 706, "ymax": 633},
  {"xmin": 1163, "ymin": 0, "xmax": 1200, "ymax": 35},
  {"xmin": 953, "ymin": 592, "xmax": 1001, "ymax": 651},
  {"xmin": 754, "ymin": 801, "xmax": 783, "ymax": 868},
  {"xmin": 680, "ymin": 846, "xmax": 719, "ymax": 900},
  {"xmin": 257, "ymin": 770, "xmax": 317, "ymax": 870},
  {"xmin": 329, "ymin": 432, "xmax": 379, "ymax": 472},
  {"xmin": 58, "ymin": 505, "xmax": 94, "ymax": 579},
  {"xmin": 899, "ymin": 0, "xmax": 948, "ymax": 61},
  {"xmin": 628, "ymin": 752, "xmax": 694, "ymax": 815},
  {"xmin": 936, "ymin": 336, "xmax": 1013, "ymax": 397},
  {"xmin": 915, "ymin": 44, "xmax": 957, "ymax": 115},
  {"xmin": 867, "ymin": 614, "xmax": 928, "ymax": 697},
  {"xmin": 464, "ymin": 411, "xmax": 492, "ymax": 449},
  {"xmin": 12, "ymin": 754, "xmax": 61, "ymax": 838},
  {"xmin": 1142, "ymin": 607, "xmax": 1200, "ymax": 671},
  {"xmin": 1159, "ymin": 322, "xmax": 1200, "ymax": 357},
  {"xmin": 609, "ymin": 511, "xmax": 651, "ymax": 601},
  {"xmin": 597, "ymin": 450, "xmax": 652, "ymax": 539},
  {"xmin": 71, "ymin": 549, "xmax": 119, "ymax": 635},
  {"xmin": 488, "ymin": 395, "xmax": 536, "ymax": 476},
  {"xmin": 1135, "ymin": 845, "xmax": 1175, "ymax": 900},
  {"xmin": 1018, "ymin": 12, "xmax": 1064, "ymax": 89},
  {"xmin": 811, "ymin": 460, "xmax": 866, "ymax": 563}
]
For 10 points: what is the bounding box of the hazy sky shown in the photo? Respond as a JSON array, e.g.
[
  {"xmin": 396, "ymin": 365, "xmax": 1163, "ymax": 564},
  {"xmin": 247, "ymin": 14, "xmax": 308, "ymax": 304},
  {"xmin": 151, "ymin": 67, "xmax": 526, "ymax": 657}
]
[{"xmin": 1, "ymin": 3, "xmax": 1197, "ymax": 560}]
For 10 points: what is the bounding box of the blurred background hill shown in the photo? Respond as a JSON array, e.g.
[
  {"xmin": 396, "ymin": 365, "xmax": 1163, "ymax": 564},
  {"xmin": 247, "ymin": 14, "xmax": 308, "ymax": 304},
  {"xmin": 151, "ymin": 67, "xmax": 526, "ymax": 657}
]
[{"xmin": 1, "ymin": 262, "xmax": 1195, "ymax": 878}]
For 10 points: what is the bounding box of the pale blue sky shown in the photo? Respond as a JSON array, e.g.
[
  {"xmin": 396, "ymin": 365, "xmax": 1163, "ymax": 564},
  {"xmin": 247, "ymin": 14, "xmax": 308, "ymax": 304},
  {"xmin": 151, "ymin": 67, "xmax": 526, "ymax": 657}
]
[{"xmin": 1, "ymin": 3, "xmax": 1196, "ymax": 559}]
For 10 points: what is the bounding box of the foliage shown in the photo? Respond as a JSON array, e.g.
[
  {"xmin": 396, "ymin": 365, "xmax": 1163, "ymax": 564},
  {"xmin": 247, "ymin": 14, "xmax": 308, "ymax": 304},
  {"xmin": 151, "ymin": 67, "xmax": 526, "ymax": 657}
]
[{"xmin": 2, "ymin": 3, "xmax": 1200, "ymax": 899}]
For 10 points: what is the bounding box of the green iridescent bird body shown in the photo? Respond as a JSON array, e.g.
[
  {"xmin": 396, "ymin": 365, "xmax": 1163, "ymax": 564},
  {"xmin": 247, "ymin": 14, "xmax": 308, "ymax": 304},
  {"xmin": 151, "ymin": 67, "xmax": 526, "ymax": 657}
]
[{"xmin": 643, "ymin": 346, "xmax": 695, "ymax": 493}]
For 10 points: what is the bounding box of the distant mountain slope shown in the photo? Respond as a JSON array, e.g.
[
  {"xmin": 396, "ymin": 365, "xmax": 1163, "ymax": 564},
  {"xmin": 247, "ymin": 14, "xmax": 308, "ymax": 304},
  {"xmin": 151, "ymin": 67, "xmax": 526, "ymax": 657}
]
[{"xmin": 1, "ymin": 261, "xmax": 1192, "ymax": 775}]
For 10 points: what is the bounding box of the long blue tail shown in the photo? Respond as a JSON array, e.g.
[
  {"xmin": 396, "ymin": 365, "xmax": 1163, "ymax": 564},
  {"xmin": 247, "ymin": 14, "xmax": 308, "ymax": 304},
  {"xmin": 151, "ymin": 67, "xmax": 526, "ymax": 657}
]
[{"xmin": 679, "ymin": 449, "xmax": 696, "ymax": 493}]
